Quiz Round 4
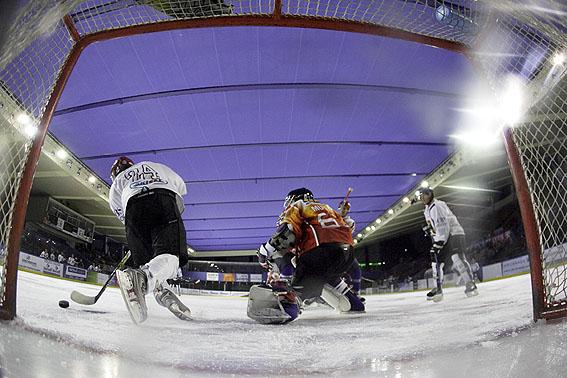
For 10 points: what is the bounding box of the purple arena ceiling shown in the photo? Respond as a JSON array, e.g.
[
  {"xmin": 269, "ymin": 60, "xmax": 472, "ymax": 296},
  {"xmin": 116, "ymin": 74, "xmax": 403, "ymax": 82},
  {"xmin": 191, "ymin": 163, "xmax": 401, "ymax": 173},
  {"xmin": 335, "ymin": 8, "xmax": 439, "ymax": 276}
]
[{"xmin": 48, "ymin": 25, "xmax": 477, "ymax": 251}]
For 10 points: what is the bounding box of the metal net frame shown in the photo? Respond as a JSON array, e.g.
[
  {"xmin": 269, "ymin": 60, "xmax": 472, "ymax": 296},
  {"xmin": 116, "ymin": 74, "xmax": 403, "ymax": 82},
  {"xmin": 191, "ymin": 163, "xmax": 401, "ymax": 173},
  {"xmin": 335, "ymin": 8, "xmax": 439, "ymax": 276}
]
[{"xmin": 0, "ymin": 0, "xmax": 564, "ymax": 321}]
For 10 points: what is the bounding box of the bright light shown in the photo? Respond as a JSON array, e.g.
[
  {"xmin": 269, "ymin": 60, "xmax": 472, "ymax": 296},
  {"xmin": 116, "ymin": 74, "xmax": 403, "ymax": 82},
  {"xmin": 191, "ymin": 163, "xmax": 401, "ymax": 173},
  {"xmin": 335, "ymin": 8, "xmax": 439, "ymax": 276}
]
[
  {"xmin": 499, "ymin": 75, "xmax": 524, "ymax": 125},
  {"xmin": 55, "ymin": 149, "xmax": 68, "ymax": 159},
  {"xmin": 16, "ymin": 113, "xmax": 32, "ymax": 126},
  {"xmin": 441, "ymin": 184, "xmax": 499, "ymax": 193},
  {"xmin": 365, "ymin": 227, "xmax": 370, "ymax": 231},
  {"xmin": 415, "ymin": 190, "xmax": 421, "ymax": 197},
  {"xmin": 376, "ymin": 219, "xmax": 382, "ymax": 224},
  {"xmin": 451, "ymin": 75, "xmax": 525, "ymax": 148},
  {"xmin": 23, "ymin": 124, "xmax": 37, "ymax": 138},
  {"xmin": 353, "ymin": 240, "xmax": 358, "ymax": 244},
  {"xmin": 88, "ymin": 176, "xmax": 96, "ymax": 183},
  {"xmin": 388, "ymin": 209, "xmax": 394, "ymax": 215},
  {"xmin": 450, "ymin": 130, "xmax": 500, "ymax": 147},
  {"xmin": 553, "ymin": 52, "xmax": 565, "ymax": 66},
  {"xmin": 403, "ymin": 197, "xmax": 410, "ymax": 203},
  {"xmin": 371, "ymin": 226, "xmax": 376, "ymax": 231},
  {"xmin": 357, "ymin": 233, "xmax": 362, "ymax": 238},
  {"xmin": 420, "ymin": 181, "xmax": 429, "ymax": 188},
  {"xmin": 411, "ymin": 173, "xmax": 417, "ymax": 177}
]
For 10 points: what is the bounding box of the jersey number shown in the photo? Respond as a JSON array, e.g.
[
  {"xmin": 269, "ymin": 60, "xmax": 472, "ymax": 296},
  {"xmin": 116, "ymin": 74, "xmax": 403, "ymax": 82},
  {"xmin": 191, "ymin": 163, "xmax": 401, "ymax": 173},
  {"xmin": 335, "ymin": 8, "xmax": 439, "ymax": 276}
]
[{"xmin": 317, "ymin": 213, "xmax": 340, "ymax": 228}]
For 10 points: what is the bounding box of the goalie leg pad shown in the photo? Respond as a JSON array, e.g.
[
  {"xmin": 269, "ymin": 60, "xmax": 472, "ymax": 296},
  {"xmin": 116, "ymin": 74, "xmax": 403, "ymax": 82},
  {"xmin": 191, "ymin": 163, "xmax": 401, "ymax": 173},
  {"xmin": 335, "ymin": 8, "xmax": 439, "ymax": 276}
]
[
  {"xmin": 320, "ymin": 279, "xmax": 364, "ymax": 312},
  {"xmin": 247, "ymin": 285, "xmax": 298, "ymax": 324}
]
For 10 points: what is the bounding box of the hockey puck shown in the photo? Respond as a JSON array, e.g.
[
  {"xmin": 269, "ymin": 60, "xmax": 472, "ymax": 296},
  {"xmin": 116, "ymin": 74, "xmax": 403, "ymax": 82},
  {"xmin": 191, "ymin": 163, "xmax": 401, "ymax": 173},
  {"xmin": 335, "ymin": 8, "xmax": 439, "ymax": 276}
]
[{"xmin": 58, "ymin": 300, "xmax": 69, "ymax": 309}]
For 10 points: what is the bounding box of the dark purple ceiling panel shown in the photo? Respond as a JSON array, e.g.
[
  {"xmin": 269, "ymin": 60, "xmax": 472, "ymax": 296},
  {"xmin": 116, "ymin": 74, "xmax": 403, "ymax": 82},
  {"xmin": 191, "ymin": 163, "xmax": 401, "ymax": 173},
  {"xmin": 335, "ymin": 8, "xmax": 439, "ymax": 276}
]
[{"xmin": 48, "ymin": 25, "xmax": 476, "ymax": 252}]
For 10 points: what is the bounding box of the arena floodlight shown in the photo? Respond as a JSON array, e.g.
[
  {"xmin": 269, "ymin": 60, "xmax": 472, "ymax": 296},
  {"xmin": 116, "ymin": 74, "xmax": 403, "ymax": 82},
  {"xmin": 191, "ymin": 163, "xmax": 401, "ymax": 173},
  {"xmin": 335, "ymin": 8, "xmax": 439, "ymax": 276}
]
[
  {"xmin": 450, "ymin": 130, "xmax": 500, "ymax": 147},
  {"xmin": 16, "ymin": 112, "xmax": 32, "ymax": 126},
  {"xmin": 499, "ymin": 75, "xmax": 524, "ymax": 126},
  {"xmin": 55, "ymin": 149, "xmax": 68, "ymax": 159},
  {"xmin": 23, "ymin": 124, "xmax": 37, "ymax": 138},
  {"xmin": 420, "ymin": 181, "xmax": 429, "ymax": 188},
  {"xmin": 388, "ymin": 209, "xmax": 394, "ymax": 215},
  {"xmin": 552, "ymin": 52, "xmax": 565, "ymax": 66},
  {"xmin": 88, "ymin": 176, "xmax": 96, "ymax": 183},
  {"xmin": 442, "ymin": 184, "xmax": 499, "ymax": 193},
  {"xmin": 403, "ymin": 197, "xmax": 410, "ymax": 203}
]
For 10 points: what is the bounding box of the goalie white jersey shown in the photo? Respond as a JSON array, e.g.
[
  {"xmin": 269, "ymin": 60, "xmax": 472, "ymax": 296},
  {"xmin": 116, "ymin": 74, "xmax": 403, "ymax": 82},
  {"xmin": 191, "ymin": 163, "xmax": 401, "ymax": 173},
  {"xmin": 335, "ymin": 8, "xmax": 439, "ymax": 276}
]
[
  {"xmin": 109, "ymin": 161, "xmax": 186, "ymax": 223},
  {"xmin": 423, "ymin": 199, "xmax": 464, "ymax": 244}
]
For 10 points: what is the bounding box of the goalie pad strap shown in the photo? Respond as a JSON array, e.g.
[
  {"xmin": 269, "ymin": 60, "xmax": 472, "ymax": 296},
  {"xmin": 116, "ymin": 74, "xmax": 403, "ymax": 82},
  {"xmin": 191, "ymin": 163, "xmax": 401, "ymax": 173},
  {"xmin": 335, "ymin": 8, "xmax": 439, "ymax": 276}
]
[{"xmin": 321, "ymin": 283, "xmax": 351, "ymax": 312}]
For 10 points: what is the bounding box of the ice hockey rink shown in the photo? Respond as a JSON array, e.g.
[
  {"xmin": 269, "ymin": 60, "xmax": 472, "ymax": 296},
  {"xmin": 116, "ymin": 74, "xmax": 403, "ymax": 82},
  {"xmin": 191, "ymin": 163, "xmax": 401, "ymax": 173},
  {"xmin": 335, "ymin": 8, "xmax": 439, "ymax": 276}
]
[{"xmin": 1, "ymin": 271, "xmax": 566, "ymax": 378}]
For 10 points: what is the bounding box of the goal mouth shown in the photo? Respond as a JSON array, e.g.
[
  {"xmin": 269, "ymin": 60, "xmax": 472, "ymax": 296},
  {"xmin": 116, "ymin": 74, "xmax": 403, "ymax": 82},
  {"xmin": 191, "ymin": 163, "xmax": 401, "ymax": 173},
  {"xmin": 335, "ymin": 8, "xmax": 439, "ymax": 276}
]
[{"xmin": 1, "ymin": 1, "xmax": 566, "ymax": 323}]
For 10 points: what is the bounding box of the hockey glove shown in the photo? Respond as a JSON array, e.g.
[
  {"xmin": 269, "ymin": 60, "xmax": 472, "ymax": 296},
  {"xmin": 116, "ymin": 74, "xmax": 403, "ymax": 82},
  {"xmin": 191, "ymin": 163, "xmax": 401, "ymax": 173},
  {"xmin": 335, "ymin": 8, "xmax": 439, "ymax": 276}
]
[
  {"xmin": 257, "ymin": 242, "xmax": 276, "ymax": 269},
  {"xmin": 429, "ymin": 241, "xmax": 445, "ymax": 255},
  {"xmin": 344, "ymin": 215, "xmax": 356, "ymax": 233},
  {"xmin": 338, "ymin": 200, "xmax": 351, "ymax": 217}
]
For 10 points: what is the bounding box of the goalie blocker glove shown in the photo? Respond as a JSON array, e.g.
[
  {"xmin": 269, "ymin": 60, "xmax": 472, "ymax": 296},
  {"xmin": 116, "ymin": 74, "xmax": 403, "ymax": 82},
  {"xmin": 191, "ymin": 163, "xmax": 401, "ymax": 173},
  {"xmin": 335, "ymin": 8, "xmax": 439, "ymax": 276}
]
[{"xmin": 257, "ymin": 242, "xmax": 276, "ymax": 269}]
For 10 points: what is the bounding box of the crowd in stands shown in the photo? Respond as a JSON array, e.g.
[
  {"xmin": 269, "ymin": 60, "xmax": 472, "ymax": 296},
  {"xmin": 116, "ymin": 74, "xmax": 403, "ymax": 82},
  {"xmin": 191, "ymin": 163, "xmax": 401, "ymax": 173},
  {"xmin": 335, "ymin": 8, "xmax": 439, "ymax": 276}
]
[
  {"xmin": 361, "ymin": 218, "xmax": 527, "ymax": 292},
  {"xmin": 21, "ymin": 222, "xmax": 124, "ymax": 274}
]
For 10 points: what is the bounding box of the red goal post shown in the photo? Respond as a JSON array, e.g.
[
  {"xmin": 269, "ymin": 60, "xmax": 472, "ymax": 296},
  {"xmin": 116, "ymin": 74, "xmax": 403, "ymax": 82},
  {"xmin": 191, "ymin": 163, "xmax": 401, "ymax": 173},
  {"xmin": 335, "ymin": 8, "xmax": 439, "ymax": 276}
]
[{"xmin": 0, "ymin": 0, "xmax": 565, "ymax": 321}]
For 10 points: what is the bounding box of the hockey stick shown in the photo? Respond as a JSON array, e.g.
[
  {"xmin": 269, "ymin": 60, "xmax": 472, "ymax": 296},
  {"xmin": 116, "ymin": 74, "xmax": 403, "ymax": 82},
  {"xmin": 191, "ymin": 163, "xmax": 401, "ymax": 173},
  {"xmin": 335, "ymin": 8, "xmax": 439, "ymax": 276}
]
[
  {"xmin": 339, "ymin": 187, "xmax": 353, "ymax": 217},
  {"xmin": 70, "ymin": 250, "xmax": 131, "ymax": 305}
]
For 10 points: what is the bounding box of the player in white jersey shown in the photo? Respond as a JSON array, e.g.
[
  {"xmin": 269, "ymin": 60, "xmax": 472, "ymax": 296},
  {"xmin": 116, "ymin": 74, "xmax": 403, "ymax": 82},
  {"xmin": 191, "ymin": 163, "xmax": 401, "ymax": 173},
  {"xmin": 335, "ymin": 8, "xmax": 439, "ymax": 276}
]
[
  {"xmin": 109, "ymin": 156, "xmax": 192, "ymax": 323},
  {"xmin": 420, "ymin": 187, "xmax": 478, "ymax": 302}
]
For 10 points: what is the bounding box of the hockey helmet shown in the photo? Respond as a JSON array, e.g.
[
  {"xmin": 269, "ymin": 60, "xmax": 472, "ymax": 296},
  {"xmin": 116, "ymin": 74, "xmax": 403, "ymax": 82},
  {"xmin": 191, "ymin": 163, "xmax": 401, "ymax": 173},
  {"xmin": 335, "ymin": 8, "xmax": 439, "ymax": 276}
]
[
  {"xmin": 110, "ymin": 156, "xmax": 134, "ymax": 181},
  {"xmin": 419, "ymin": 187, "xmax": 434, "ymax": 202},
  {"xmin": 284, "ymin": 187, "xmax": 314, "ymax": 208}
]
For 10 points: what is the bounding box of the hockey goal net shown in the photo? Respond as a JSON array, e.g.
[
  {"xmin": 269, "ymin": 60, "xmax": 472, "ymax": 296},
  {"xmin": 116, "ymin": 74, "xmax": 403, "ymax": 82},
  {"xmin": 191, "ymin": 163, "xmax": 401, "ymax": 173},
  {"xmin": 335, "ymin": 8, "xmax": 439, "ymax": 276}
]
[{"xmin": 0, "ymin": 1, "xmax": 565, "ymax": 321}]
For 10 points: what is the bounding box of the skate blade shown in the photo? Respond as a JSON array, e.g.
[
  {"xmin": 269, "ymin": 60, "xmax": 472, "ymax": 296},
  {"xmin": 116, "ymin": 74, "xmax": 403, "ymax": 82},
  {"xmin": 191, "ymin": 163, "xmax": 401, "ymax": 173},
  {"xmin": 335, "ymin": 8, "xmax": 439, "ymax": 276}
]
[
  {"xmin": 169, "ymin": 303, "xmax": 192, "ymax": 321},
  {"xmin": 116, "ymin": 270, "xmax": 147, "ymax": 324},
  {"xmin": 465, "ymin": 289, "xmax": 479, "ymax": 297}
]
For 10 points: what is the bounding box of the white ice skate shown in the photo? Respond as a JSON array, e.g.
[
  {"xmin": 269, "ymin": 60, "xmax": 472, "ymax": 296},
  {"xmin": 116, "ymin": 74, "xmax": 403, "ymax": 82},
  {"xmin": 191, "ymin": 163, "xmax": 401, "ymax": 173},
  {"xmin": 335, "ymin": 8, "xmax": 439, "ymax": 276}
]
[
  {"xmin": 154, "ymin": 285, "xmax": 192, "ymax": 321},
  {"xmin": 465, "ymin": 281, "xmax": 479, "ymax": 297},
  {"xmin": 116, "ymin": 268, "xmax": 148, "ymax": 324},
  {"xmin": 426, "ymin": 287, "xmax": 443, "ymax": 302}
]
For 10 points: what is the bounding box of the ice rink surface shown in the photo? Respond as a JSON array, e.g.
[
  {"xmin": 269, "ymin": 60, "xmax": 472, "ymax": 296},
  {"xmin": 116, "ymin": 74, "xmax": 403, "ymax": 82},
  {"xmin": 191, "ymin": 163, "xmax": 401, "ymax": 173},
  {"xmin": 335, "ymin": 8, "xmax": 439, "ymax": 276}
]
[{"xmin": 1, "ymin": 271, "xmax": 567, "ymax": 377}]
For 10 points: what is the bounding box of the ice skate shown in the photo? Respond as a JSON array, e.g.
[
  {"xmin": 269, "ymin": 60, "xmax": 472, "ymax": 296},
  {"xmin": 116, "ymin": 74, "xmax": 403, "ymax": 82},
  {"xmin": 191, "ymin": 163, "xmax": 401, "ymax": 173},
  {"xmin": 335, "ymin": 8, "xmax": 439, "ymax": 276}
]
[
  {"xmin": 116, "ymin": 268, "xmax": 148, "ymax": 324},
  {"xmin": 465, "ymin": 281, "xmax": 479, "ymax": 297},
  {"xmin": 426, "ymin": 287, "xmax": 443, "ymax": 302},
  {"xmin": 154, "ymin": 285, "xmax": 192, "ymax": 321},
  {"xmin": 342, "ymin": 291, "xmax": 366, "ymax": 314}
]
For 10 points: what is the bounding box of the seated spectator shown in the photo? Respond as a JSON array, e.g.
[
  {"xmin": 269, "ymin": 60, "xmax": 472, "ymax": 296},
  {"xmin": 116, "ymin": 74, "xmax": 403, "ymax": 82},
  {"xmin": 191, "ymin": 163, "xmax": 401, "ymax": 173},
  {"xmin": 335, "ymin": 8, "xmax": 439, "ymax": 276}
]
[{"xmin": 67, "ymin": 255, "xmax": 76, "ymax": 266}]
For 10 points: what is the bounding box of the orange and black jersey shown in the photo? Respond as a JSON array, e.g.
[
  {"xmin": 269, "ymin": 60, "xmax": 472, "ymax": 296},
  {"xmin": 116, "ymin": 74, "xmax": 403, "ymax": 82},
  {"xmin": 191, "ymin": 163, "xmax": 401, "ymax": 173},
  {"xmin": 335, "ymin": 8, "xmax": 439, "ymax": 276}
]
[{"xmin": 280, "ymin": 199, "xmax": 353, "ymax": 256}]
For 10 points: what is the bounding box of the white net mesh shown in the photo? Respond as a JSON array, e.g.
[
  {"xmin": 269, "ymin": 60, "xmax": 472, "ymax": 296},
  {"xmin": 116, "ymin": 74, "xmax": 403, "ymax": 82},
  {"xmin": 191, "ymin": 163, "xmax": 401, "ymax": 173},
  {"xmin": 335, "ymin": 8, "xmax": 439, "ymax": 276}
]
[
  {"xmin": 0, "ymin": 0, "xmax": 565, "ymax": 319},
  {"xmin": 472, "ymin": 1, "xmax": 567, "ymax": 317},
  {"xmin": 0, "ymin": 2, "xmax": 75, "ymax": 315},
  {"xmin": 512, "ymin": 76, "xmax": 567, "ymax": 313}
]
